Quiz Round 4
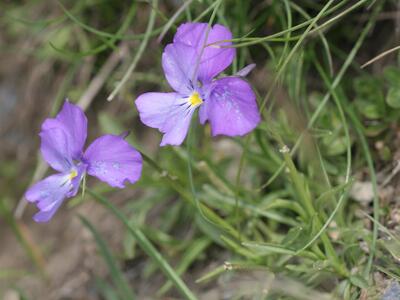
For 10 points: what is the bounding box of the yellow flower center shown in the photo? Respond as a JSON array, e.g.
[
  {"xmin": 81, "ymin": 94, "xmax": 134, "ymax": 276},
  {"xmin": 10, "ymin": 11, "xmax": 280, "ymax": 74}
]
[
  {"xmin": 69, "ymin": 169, "xmax": 78, "ymax": 180},
  {"xmin": 188, "ymin": 91, "xmax": 203, "ymax": 106}
]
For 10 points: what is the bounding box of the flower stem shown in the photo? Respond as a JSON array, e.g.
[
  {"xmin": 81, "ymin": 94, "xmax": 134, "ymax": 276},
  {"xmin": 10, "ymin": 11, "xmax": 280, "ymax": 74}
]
[{"xmin": 139, "ymin": 150, "xmax": 242, "ymax": 239}]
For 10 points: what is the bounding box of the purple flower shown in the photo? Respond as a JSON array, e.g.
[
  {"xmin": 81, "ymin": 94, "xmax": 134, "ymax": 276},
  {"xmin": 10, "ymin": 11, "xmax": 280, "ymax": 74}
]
[
  {"xmin": 25, "ymin": 101, "xmax": 142, "ymax": 222},
  {"xmin": 135, "ymin": 23, "xmax": 261, "ymax": 146}
]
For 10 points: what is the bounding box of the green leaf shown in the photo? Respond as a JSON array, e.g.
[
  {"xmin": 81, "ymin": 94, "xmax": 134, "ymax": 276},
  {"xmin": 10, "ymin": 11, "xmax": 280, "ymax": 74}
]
[
  {"xmin": 364, "ymin": 122, "xmax": 387, "ymax": 137},
  {"xmin": 242, "ymin": 242, "xmax": 296, "ymax": 255},
  {"xmin": 386, "ymin": 87, "xmax": 400, "ymax": 108},
  {"xmin": 355, "ymin": 98, "xmax": 383, "ymax": 119},
  {"xmin": 349, "ymin": 275, "xmax": 369, "ymax": 289},
  {"xmin": 384, "ymin": 66, "xmax": 400, "ymax": 88},
  {"xmin": 379, "ymin": 237, "xmax": 400, "ymax": 261},
  {"xmin": 158, "ymin": 237, "xmax": 211, "ymax": 296}
]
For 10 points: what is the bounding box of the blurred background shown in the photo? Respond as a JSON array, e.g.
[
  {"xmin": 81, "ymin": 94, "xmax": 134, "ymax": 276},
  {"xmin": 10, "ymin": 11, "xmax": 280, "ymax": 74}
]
[{"xmin": 1, "ymin": 0, "xmax": 400, "ymax": 299}]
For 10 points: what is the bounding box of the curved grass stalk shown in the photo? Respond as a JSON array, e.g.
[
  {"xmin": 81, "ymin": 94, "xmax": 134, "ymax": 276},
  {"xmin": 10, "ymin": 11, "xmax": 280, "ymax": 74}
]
[
  {"xmin": 258, "ymin": 0, "xmax": 380, "ymax": 191},
  {"xmin": 289, "ymin": 2, "xmax": 333, "ymax": 76},
  {"xmin": 87, "ymin": 189, "xmax": 198, "ymax": 300},
  {"xmin": 79, "ymin": 215, "xmax": 136, "ymax": 300},
  {"xmin": 52, "ymin": 1, "xmax": 137, "ymax": 58},
  {"xmin": 233, "ymin": 0, "xmax": 338, "ymax": 247},
  {"xmin": 107, "ymin": 0, "xmax": 157, "ymax": 101},
  {"xmin": 204, "ymin": 0, "xmax": 350, "ymax": 48},
  {"xmin": 58, "ymin": 1, "xmax": 165, "ymax": 41},
  {"xmin": 292, "ymin": 2, "xmax": 383, "ymax": 281},
  {"xmin": 361, "ymin": 45, "xmax": 400, "ymax": 68},
  {"xmin": 157, "ymin": 0, "xmax": 193, "ymax": 42},
  {"xmin": 294, "ymin": 59, "xmax": 352, "ymax": 261},
  {"xmin": 227, "ymin": 0, "xmax": 368, "ymax": 48},
  {"xmin": 234, "ymin": 0, "xmax": 338, "ymax": 230}
]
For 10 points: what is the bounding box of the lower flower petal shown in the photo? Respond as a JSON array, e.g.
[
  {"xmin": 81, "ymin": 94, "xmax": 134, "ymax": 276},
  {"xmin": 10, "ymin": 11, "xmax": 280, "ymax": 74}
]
[
  {"xmin": 33, "ymin": 200, "xmax": 64, "ymax": 223},
  {"xmin": 135, "ymin": 92, "xmax": 196, "ymax": 146},
  {"xmin": 25, "ymin": 173, "xmax": 72, "ymax": 222},
  {"xmin": 205, "ymin": 77, "xmax": 261, "ymax": 136},
  {"xmin": 83, "ymin": 135, "xmax": 142, "ymax": 188}
]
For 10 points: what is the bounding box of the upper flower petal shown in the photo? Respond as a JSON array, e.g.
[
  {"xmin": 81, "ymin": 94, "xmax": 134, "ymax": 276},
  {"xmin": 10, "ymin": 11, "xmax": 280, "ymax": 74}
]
[
  {"xmin": 83, "ymin": 135, "xmax": 142, "ymax": 188},
  {"xmin": 162, "ymin": 42, "xmax": 198, "ymax": 94},
  {"xmin": 135, "ymin": 92, "xmax": 197, "ymax": 146},
  {"xmin": 42, "ymin": 101, "xmax": 87, "ymax": 160},
  {"xmin": 173, "ymin": 23, "xmax": 235, "ymax": 82},
  {"xmin": 25, "ymin": 173, "xmax": 73, "ymax": 222},
  {"xmin": 203, "ymin": 77, "xmax": 261, "ymax": 136},
  {"xmin": 40, "ymin": 127, "xmax": 74, "ymax": 172}
]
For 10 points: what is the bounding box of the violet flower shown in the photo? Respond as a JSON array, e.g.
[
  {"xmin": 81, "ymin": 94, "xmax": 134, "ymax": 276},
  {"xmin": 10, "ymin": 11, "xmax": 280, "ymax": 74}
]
[
  {"xmin": 135, "ymin": 22, "xmax": 261, "ymax": 146},
  {"xmin": 25, "ymin": 101, "xmax": 142, "ymax": 222}
]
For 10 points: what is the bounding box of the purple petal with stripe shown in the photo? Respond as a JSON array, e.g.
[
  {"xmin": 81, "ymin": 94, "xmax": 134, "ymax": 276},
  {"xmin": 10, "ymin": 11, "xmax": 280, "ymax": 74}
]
[
  {"xmin": 204, "ymin": 77, "xmax": 260, "ymax": 136},
  {"xmin": 162, "ymin": 42, "xmax": 198, "ymax": 94},
  {"xmin": 173, "ymin": 23, "xmax": 235, "ymax": 82},
  {"xmin": 42, "ymin": 101, "xmax": 87, "ymax": 160},
  {"xmin": 25, "ymin": 173, "xmax": 73, "ymax": 222},
  {"xmin": 40, "ymin": 128, "xmax": 73, "ymax": 172},
  {"xmin": 83, "ymin": 135, "xmax": 142, "ymax": 188},
  {"xmin": 136, "ymin": 92, "xmax": 196, "ymax": 146}
]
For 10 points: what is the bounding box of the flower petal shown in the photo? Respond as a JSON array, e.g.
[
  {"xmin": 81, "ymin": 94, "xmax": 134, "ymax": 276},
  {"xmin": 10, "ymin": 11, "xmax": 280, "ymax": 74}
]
[
  {"xmin": 235, "ymin": 63, "xmax": 256, "ymax": 77},
  {"xmin": 83, "ymin": 135, "xmax": 142, "ymax": 188},
  {"xmin": 174, "ymin": 23, "xmax": 235, "ymax": 82},
  {"xmin": 25, "ymin": 173, "xmax": 72, "ymax": 222},
  {"xmin": 204, "ymin": 77, "xmax": 261, "ymax": 136},
  {"xmin": 135, "ymin": 92, "xmax": 195, "ymax": 146},
  {"xmin": 40, "ymin": 128, "xmax": 73, "ymax": 172},
  {"xmin": 162, "ymin": 42, "xmax": 198, "ymax": 94},
  {"xmin": 42, "ymin": 101, "xmax": 87, "ymax": 160},
  {"xmin": 68, "ymin": 163, "xmax": 87, "ymax": 198},
  {"xmin": 136, "ymin": 92, "xmax": 179, "ymax": 129},
  {"xmin": 159, "ymin": 109, "xmax": 193, "ymax": 146}
]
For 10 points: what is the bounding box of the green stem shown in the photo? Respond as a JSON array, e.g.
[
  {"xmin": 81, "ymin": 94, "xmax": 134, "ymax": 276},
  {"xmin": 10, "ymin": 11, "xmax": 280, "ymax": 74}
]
[{"xmin": 140, "ymin": 151, "xmax": 241, "ymax": 239}]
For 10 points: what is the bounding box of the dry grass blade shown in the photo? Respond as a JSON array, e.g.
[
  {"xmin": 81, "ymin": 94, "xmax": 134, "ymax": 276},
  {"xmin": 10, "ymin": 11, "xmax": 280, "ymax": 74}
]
[{"xmin": 361, "ymin": 45, "xmax": 400, "ymax": 68}]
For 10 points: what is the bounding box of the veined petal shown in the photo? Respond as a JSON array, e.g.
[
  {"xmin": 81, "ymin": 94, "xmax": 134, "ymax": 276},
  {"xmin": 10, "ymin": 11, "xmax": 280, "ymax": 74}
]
[
  {"xmin": 159, "ymin": 107, "xmax": 194, "ymax": 146},
  {"xmin": 173, "ymin": 23, "xmax": 235, "ymax": 82},
  {"xmin": 25, "ymin": 173, "xmax": 73, "ymax": 222},
  {"xmin": 205, "ymin": 77, "xmax": 260, "ymax": 136},
  {"xmin": 42, "ymin": 100, "xmax": 87, "ymax": 160},
  {"xmin": 162, "ymin": 42, "xmax": 198, "ymax": 94},
  {"xmin": 135, "ymin": 92, "xmax": 197, "ymax": 146},
  {"xmin": 136, "ymin": 92, "xmax": 179, "ymax": 129},
  {"xmin": 83, "ymin": 135, "xmax": 142, "ymax": 188},
  {"xmin": 40, "ymin": 128, "xmax": 73, "ymax": 172}
]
